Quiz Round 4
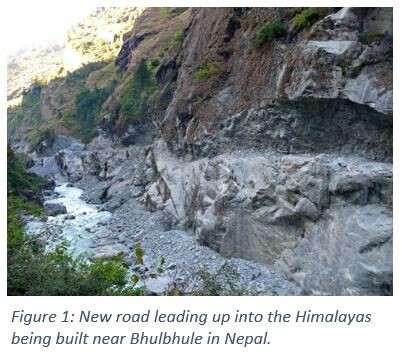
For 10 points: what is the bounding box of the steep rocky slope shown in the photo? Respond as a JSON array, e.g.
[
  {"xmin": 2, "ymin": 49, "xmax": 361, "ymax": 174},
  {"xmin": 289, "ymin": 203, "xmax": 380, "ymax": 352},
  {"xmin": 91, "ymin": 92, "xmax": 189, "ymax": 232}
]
[
  {"xmin": 132, "ymin": 7, "xmax": 392, "ymax": 295},
  {"xmin": 9, "ymin": 7, "xmax": 393, "ymax": 295},
  {"xmin": 156, "ymin": 7, "xmax": 392, "ymax": 159}
]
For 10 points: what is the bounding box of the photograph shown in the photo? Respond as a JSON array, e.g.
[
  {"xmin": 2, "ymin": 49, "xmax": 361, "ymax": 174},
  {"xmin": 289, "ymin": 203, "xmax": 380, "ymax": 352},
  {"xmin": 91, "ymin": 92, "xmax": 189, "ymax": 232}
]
[{"xmin": 7, "ymin": 6, "xmax": 393, "ymax": 296}]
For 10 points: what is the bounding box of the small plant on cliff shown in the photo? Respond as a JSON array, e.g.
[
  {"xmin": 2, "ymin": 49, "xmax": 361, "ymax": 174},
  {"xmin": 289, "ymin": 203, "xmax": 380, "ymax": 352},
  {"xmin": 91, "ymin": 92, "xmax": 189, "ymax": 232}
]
[
  {"xmin": 173, "ymin": 27, "xmax": 185, "ymax": 44},
  {"xmin": 252, "ymin": 22, "xmax": 287, "ymax": 49},
  {"xmin": 194, "ymin": 61, "xmax": 222, "ymax": 82},
  {"xmin": 359, "ymin": 31, "xmax": 383, "ymax": 45},
  {"xmin": 149, "ymin": 58, "xmax": 161, "ymax": 70},
  {"xmin": 291, "ymin": 8, "xmax": 329, "ymax": 33},
  {"xmin": 135, "ymin": 243, "xmax": 145, "ymax": 264},
  {"xmin": 159, "ymin": 8, "xmax": 172, "ymax": 21}
]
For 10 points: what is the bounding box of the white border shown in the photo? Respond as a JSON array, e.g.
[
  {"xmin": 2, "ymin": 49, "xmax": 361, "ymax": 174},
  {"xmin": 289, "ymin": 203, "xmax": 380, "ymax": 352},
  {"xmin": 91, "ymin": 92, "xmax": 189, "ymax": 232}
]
[{"xmin": 1, "ymin": 1, "xmax": 400, "ymax": 354}]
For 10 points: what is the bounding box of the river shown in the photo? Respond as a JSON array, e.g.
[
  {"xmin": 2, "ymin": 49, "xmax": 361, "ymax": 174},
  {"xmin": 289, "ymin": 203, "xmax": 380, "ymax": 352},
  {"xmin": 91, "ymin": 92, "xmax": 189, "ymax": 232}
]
[{"xmin": 27, "ymin": 177, "xmax": 111, "ymax": 257}]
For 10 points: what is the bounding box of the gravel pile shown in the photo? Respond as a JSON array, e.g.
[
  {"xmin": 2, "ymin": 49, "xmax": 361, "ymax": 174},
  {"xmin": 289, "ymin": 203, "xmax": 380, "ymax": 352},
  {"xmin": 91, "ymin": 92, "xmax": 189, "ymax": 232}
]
[{"xmin": 88, "ymin": 190, "xmax": 299, "ymax": 296}]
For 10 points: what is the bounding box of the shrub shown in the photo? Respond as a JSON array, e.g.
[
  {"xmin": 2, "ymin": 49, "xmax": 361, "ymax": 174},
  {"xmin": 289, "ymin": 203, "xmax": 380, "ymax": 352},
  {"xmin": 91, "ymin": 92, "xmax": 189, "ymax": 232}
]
[
  {"xmin": 7, "ymin": 232, "xmax": 144, "ymax": 296},
  {"xmin": 252, "ymin": 22, "xmax": 287, "ymax": 48},
  {"xmin": 359, "ymin": 32, "xmax": 382, "ymax": 45},
  {"xmin": 149, "ymin": 58, "xmax": 161, "ymax": 69},
  {"xmin": 159, "ymin": 8, "xmax": 172, "ymax": 21},
  {"xmin": 173, "ymin": 28, "xmax": 185, "ymax": 43},
  {"xmin": 292, "ymin": 8, "xmax": 329, "ymax": 32},
  {"xmin": 135, "ymin": 243, "xmax": 145, "ymax": 264},
  {"xmin": 192, "ymin": 262, "xmax": 247, "ymax": 296},
  {"xmin": 194, "ymin": 61, "xmax": 222, "ymax": 82}
]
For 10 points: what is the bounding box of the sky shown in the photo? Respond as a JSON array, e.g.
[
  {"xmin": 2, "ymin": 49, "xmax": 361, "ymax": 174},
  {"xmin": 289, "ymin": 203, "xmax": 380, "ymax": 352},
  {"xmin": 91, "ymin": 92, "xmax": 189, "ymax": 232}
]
[{"xmin": 4, "ymin": 1, "xmax": 96, "ymax": 54}]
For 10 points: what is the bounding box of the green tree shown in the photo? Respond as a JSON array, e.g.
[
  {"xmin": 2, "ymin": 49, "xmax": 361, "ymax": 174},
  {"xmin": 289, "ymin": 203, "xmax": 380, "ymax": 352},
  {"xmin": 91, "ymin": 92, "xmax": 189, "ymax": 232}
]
[{"xmin": 119, "ymin": 59, "xmax": 156, "ymax": 122}]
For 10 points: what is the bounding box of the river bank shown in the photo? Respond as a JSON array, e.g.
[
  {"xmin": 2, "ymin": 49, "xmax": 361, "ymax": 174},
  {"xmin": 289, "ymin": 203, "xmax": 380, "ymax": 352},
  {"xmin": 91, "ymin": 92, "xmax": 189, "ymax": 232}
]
[{"xmin": 28, "ymin": 139, "xmax": 300, "ymax": 296}]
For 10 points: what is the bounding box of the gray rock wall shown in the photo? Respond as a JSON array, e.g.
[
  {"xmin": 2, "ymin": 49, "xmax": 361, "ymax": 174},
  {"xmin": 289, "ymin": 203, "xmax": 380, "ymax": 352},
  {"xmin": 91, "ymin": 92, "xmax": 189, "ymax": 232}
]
[{"xmin": 144, "ymin": 140, "xmax": 392, "ymax": 295}]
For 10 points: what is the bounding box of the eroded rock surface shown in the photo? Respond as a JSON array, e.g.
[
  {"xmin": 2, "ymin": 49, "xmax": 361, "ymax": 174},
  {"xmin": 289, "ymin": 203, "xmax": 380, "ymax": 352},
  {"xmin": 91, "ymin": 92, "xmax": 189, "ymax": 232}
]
[{"xmin": 144, "ymin": 140, "xmax": 392, "ymax": 295}]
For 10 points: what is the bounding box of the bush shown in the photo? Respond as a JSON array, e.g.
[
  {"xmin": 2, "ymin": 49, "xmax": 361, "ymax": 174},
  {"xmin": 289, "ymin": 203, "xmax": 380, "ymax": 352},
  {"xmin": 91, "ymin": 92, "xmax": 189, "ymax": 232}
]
[
  {"xmin": 359, "ymin": 32, "xmax": 382, "ymax": 45},
  {"xmin": 149, "ymin": 58, "xmax": 161, "ymax": 69},
  {"xmin": 7, "ymin": 232, "xmax": 144, "ymax": 296},
  {"xmin": 192, "ymin": 262, "xmax": 246, "ymax": 296},
  {"xmin": 292, "ymin": 8, "xmax": 328, "ymax": 32},
  {"xmin": 252, "ymin": 22, "xmax": 287, "ymax": 48},
  {"xmin": 173, "ymin": 28, "xmax": 185, "ymax": 43},
  {"xmin": 194, "ymin": 61, "xmax": 222, "ymax": 82}
]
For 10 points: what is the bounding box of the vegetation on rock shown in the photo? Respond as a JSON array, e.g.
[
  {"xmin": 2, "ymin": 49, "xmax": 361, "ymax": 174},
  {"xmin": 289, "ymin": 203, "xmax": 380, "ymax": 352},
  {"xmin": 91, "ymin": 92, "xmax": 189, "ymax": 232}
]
[
  {"xmin": 252, "ymin": 22, "xmax": 286, "ymax": 48},
  {"xmin": 291, "ymin": 8, "xmax": 328, "ymax": 32},
  {"xmin": 7, "ymin": 81, "xmax": 43, "ymax": 144},
  {"xmin": 194, "ymin": 61, "xmax": 222, "ymax": 82},
  {"xmin": 173, "ymin": 27, "xmax": 185, "ymax": 44},
  {"xmin": 7, "ymin": 146, "xmax": 44, "ymax": 199},
  {"xmin": 192, "ymin": 263, "xmax": 246, "ymax": 296},
  {"xmin": 359, "ymin": 31, "xmax": 383, "ymax": 45}
]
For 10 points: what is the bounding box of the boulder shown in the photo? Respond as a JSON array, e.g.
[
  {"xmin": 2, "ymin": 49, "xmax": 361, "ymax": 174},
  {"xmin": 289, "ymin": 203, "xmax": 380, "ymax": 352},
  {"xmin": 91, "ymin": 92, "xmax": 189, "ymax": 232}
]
[
  {"xmin": 91, "ymin": 243, "xmax": 129, "ymax": 260},
  {"xmin": 145, "ymin": 276, "xmax": 174, "ymax": 295},
  {"xmin": 43, "ymin": 177, "xmax": 56, "ymax": 190},
  {"xmin": 45, "ymin": 203, "xmax": 67, "ymax": 216}
]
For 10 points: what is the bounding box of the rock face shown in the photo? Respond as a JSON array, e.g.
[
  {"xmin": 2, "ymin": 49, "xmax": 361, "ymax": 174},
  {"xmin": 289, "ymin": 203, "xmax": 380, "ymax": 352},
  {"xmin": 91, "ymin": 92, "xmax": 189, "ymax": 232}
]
[
  {"xmin": 138, "ymin": 7, "xmax": 393, "ymax": 295},
  {"xmin": 77, "ymin": 134, "xmax": 147, "ymax": 212},
  {"xmin": 154, "ymin": 8, "xmax": 392, "ymax": 158},
  {"xmin": 144, "ymin": 140, "xmax": 392, "ymax": 295},
  {"xmin": 54, "ymin": 137, "xmax": 85, "ymax": 182}
]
